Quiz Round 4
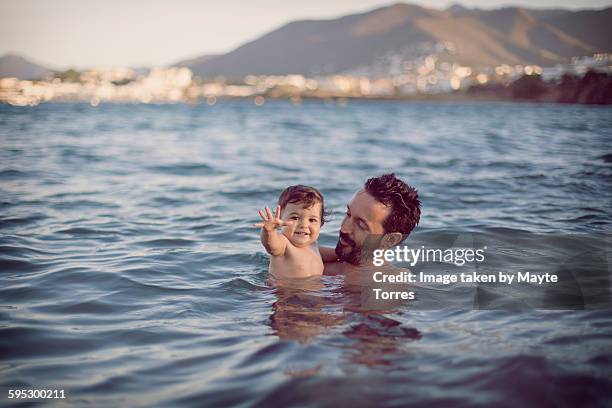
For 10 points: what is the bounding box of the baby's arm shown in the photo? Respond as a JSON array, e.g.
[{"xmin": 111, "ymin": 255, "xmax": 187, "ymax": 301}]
[
  {"xmin": 254, "ymin": 206, "xmax": 289, "ymax": 256},
  {"xmin": 319, "ymin": 246, "xmax": 339, "ymax": 262}
]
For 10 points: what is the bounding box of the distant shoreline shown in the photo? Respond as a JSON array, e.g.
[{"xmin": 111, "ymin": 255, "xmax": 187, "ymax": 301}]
[
  {"xmin": 2, "ymin": 67, "xmax": 611, "ymax": 106},
  {"xmin": 2, "ymin": 95, "xmax": 609, "ymax": 107}
]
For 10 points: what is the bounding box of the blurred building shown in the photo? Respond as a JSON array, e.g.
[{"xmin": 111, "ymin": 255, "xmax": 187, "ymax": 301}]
[{"xmin": 1, "ymin": 53, "xmax": 611, "ymax": 106}]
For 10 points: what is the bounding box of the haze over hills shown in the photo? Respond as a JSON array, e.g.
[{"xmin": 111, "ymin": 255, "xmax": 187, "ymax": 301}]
[{"xmin": 178, "ymin": 3, "xmax": 612, "ymax": 78}]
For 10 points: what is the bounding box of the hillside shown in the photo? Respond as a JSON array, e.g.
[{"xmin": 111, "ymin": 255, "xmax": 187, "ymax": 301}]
[
  {"xmin": 182, "ymin": 3, "xmax": 611, "ymax": 77},
  {"xmin": 0, "ymin": 53, "xmax": 50, "ymax": 79}
]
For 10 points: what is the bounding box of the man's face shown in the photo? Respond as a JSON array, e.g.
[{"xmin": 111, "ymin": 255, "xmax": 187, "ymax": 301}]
[{"xmin": 335, "ymin": 189, "xmax": 390, "ymax": 265}]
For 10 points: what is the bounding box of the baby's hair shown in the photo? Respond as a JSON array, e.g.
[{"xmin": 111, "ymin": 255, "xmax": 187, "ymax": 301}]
[{"xmin": 278, "ymin": 185, "xmax": 329, "ymax": 226}]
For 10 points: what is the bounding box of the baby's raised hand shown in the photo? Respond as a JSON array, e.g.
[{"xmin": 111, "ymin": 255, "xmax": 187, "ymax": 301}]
[{"xmin": 253, "ymin": 206, "xmax": 286, "ymax": 231}]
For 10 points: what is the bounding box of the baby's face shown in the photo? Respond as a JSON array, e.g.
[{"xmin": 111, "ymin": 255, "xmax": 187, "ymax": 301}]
[{"xmin": 280, "ymin": 202, "xmax": 322, "ymax": 248}]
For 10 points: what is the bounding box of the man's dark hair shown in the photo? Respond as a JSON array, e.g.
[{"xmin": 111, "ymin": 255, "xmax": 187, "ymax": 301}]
[
  {"xmin": 364, "ymin": 173, "xmax": 421, "ymax": 240},
  {"xmin": 278, "ymin": 185, "xmax": 328, "ymax": 225}
]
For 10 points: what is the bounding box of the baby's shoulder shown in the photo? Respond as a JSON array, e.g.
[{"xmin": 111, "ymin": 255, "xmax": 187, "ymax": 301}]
[{"xmin": 311, "ymin": 242, "xmax": 321, "ymax": 255}]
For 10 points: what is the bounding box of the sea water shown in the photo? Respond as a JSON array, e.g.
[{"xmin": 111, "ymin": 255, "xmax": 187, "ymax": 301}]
[{"xmin": 1, "ymin": 101, "xmax": 611, "ymax": 406}]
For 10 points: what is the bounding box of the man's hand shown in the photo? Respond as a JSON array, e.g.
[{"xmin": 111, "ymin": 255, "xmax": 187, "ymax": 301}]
[{"xmin": 253, "ymin": 206, "xmax": 286, "ymax": 231}]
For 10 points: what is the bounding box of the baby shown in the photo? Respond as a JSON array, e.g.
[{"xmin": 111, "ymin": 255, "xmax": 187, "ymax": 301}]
[{"xmin": 254, "ymin": 185, "xmax": 327, "ymax": 278}]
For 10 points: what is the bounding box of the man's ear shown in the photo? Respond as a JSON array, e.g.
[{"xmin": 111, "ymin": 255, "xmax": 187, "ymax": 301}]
[{"xmin": 381, "ymin": 232, "xmax": 403, "ymax": 249}]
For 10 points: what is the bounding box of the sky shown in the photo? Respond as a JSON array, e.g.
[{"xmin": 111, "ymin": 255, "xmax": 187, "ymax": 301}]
[{"xmin": 2, "ymin": 0, "xmax": 611, "ymax": 69}]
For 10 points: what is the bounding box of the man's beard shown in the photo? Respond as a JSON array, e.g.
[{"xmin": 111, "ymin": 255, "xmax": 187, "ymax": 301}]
[{"xmin": 335, "ymin": 232, "xmax": 362, "ymax": 265}]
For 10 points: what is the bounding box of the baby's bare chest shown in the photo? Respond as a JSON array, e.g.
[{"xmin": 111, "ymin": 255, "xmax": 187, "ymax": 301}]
[{"xmin": 270, "ymin": 246, "xmax": 323, "ymax": 277}]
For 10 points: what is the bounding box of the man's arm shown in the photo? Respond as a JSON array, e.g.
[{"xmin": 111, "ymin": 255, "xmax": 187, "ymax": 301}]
[
  {"xmin": 319, "ymin": 246, "xmax": 338, "ymax": 262},
  {"xmin": 254, "ymin": 206, "xmax": 289, "ymax": 257}
]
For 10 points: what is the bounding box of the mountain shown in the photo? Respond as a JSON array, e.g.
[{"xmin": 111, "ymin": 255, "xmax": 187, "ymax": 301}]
[
  {"xmin": 469, "ymin": 7, "xmax": 596, "ymax": 65},
  {"xmin": 446, "ymin": 3, "xmax": 471, "ymax": 16},
  {"xmin": 0, "ymin": 53, "xmax": 50, "ymax": 79},
  {"xmin": 173, "ymin": 54, "xmax": 219, "ymax": 68},
  {"xmin": 537, "ymin": 7, "xmax": 612, "ymax": 51},
  {"xmin": 182, "ymin": 3, "xmax": 612, "ymax": 78}
]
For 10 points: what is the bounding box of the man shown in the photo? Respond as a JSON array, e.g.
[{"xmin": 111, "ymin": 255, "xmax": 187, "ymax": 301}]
[{"xmin": 321, "ymin": 173, "xmax": 421, "ymax": 282}]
